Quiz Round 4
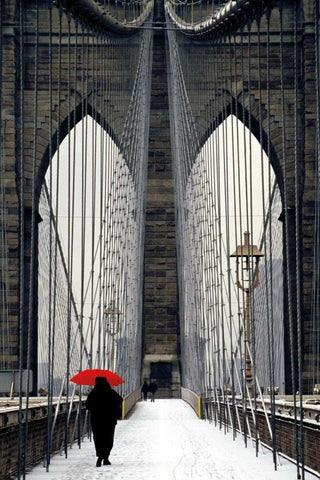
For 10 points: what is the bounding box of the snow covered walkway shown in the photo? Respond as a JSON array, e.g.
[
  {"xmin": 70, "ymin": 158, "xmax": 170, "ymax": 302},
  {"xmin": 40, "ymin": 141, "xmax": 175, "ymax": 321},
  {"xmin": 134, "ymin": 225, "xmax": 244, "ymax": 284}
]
[{"xmin": 27, "ymin": 399, "xmax": 317, "ymax": 480}]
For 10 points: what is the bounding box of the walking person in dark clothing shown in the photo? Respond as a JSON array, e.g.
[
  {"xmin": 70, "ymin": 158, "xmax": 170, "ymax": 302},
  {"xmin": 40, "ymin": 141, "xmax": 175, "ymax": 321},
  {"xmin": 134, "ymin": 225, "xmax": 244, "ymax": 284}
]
[
  {"xmin": 141, "ymin": 380, "xmax": 149, "ymax": 401},
  {"xmin": 86, "ymin": 377, "xmax": 123, "ymax": 467},
  {"xmin": 148, "ymin": 380, "xmax": 158, "ymax": 402}
]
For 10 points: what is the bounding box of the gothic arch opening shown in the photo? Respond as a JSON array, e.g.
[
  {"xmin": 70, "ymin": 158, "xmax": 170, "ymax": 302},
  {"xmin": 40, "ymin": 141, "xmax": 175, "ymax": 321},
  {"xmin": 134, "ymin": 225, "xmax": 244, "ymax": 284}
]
[
  {"xmin": 200, "ymin": 99, "xmax": 285, "ymax": 201},
  {"xmin": 179, "ymin": 113, "xmax": 285, "ymax": 394},
  {"xmin": 37, "ymin": 114, "xmax": 141, "ymax": 395}
]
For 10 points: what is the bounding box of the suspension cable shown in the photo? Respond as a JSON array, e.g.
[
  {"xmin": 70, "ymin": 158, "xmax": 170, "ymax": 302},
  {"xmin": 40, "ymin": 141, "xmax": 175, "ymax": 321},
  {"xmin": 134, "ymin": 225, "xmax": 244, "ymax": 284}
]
[
  {"xmin": 294, "ymin": 3, "xmax": 305, "ymax": 477},
  {"xmin": 23, "ymin": 1, "xmax": 39, "ymax": 478},
  {"xmin": 17, "ymin": 0, "xmax": 26, "ymax": 476}
]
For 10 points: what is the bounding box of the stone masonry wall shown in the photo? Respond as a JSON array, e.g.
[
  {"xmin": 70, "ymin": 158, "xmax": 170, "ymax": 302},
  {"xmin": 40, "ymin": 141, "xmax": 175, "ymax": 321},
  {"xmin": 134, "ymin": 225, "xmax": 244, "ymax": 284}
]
[
  {"xmin": 142, "ymin": 0, "xmax": 181, "ymax": 397},
  {"xmin": 0, "ymin": 404, "xmax": 87, "ymax": 480}
]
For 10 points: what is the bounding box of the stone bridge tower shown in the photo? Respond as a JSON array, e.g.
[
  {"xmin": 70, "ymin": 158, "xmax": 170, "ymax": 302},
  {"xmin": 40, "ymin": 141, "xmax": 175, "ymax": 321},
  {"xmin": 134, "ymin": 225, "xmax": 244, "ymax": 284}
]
[
  {"xmin": 141, "ymin": 0, "xmax": 181, "ymax": 398},
  {"xmin": 1, "ymin": 0, "xmax": 319, "ymax": 396}
]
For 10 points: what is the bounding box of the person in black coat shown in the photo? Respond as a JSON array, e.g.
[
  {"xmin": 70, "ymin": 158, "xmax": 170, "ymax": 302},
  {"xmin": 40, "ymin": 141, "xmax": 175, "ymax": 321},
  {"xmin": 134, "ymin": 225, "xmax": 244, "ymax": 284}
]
[
  {"xmin": 86, "ymin": 376, "xmax": 123, "ymax": 467},
  {"xmin": 148, "ymin": 380, "xmax": 158, "ymax": 402},
  {"xmin": 141, "ymin": 380, "xmax": 149, "ymax": 401}
]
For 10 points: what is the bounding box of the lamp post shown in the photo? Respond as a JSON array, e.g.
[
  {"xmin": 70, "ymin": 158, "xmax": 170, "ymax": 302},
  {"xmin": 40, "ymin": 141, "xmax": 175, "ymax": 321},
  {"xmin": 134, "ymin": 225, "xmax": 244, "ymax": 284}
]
[
  {"xmin": 230, "ymin": 231, "xmax": 264, "ymax": 395},
  {"xmin": 104, "ymin": 299, "xmax": 122, "ymax": 337},
  {"xmin": 104, "ymin": 300, "xmax": 123, "ymax": 371}
]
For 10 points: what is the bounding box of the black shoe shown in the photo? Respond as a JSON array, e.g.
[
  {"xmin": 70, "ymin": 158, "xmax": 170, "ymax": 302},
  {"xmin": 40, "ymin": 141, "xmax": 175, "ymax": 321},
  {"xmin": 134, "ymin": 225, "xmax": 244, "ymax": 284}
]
[
  {"xmin": 96, "ymin": 457, "xmax": 102, "ymax": 467},
  {"xmin": 103, "ymin": 458, "xmax": 111, "ymax": 465}
]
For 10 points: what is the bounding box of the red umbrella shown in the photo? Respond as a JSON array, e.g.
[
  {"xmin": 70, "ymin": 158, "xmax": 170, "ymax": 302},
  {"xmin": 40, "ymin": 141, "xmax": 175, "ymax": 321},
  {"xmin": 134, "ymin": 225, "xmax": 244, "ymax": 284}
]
[{"xmin": 70, "ymin": 369, "xmax": 125, "ymax": 387}]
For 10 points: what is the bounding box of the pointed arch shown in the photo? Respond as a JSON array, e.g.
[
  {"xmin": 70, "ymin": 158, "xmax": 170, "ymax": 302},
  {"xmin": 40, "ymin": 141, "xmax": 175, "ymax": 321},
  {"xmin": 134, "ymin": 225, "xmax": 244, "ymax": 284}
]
[{"xmin": 35, "ymin": 101, "xmax": 121, "ymax": 205}]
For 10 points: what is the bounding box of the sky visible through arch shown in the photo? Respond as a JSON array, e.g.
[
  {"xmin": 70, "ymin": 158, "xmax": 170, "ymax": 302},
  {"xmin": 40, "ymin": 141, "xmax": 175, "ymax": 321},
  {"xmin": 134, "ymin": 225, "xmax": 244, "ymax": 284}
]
[
  {"xmin": 194, "ymin": 113, "xmax": 276, "ymax": 313},
  {"xmin": 46, "ymin": 113, "xmax": 275, "ymax": 308},
  {"xmin": 46, "ymin": 115, "xmax": 115, "ymax": 321}
]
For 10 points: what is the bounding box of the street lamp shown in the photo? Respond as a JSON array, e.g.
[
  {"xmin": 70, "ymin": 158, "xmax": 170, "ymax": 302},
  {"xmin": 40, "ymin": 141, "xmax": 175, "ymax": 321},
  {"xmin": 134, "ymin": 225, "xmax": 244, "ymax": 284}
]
[
  {"xmin": 230, "ymin": 231, "xmax": 264, "ymax": 395},
  {"xmin": 104, "ymin": 300, "xmax": 122, "ymax": 336},
  {"xmin": 103, "ymin": 300, "xmax": 123, "ymax": 372}
]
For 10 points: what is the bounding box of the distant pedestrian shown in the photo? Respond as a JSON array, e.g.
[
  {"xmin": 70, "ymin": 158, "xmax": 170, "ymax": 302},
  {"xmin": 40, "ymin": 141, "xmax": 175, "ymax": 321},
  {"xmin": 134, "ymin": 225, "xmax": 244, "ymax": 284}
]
[
  {"xmin": 141, "ymin": 380, "xmax": 149, "ymax": 401},
  {"xmin": 86, "ymin": 377, "xmax": 123, "ymax": 467},
  {"xmin": 148, "ymin": 380, "xmax": 158, "ymax": 402}
]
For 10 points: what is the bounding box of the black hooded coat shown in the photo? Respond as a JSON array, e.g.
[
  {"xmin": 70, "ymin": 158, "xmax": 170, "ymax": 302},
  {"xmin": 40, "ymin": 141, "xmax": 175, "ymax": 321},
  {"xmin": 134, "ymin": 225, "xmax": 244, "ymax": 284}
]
[{"xmin": 86, "ymin": 377, "xmax": 123, "ymax": 460}]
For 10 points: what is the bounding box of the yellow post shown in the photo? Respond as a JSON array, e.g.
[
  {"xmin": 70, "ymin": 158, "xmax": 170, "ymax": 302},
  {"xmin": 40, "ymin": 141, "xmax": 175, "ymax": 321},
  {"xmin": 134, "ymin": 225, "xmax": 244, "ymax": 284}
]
[
  {"xmin": 197, "ymin": 396, "xmax": 202, "ymax": 419},
  {"xmin": 122, "ymin": 397, "xmax": 126, "ymax": 420}
]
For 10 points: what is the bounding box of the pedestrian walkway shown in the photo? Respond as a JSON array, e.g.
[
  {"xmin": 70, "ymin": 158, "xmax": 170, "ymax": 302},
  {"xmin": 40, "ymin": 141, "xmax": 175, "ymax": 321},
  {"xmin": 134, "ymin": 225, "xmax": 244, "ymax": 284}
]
[{"xmin": 27, "ymin": 399, "xmax": 317, "ymax": 480}]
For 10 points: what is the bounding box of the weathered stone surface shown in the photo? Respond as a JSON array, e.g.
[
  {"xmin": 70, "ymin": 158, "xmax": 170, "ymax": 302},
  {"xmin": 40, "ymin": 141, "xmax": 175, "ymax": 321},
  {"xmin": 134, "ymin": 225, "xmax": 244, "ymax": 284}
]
[{"xmin": 141, "ymin": 1, "xmax": 180, "ymax": 397}]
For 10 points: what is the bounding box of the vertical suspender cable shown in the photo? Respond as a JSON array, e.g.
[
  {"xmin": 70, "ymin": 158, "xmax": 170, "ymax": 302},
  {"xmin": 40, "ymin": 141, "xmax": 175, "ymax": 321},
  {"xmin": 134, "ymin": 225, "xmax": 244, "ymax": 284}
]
[
  {"xmin": 212, "ymin": 35, "xmax": 221, "ymax": 426},
  {"xmin": 93, "ymin": 29, "xmax": 99, "ymax": 368},
  {"xmin": 17, "ymin": 0, "xmax": 25, "ymax": 477},
  {"xmin": 204, "ymin": 34, "xmax": 213, "ymax": 406},
  {"xmin": 80, "ymin": 23, "xmax": 88, "ymax": 364},
  {"xmin": 79, "ymin": 20, "xmax": 87, "ymax": 442},
  {"xmin": 99, "ymin": 29, "xmax": 107, "ymax": 371},
  {"xmin": 0, "ymin": 0, "xmax": 10, "ymax": 370},
  {"xmin": 315, "ymin": 0, "xmax": 320, "ymax": 389},
  {"xmin": 51, "ymin": 4, "xmax": 63, "ymax": 445},
  {"xmin": 91, "ymin": 31, "xmax": 97, "ymax": 369},
  {"xmin": 228, "ymin": 29, "xmax": 237, "ymax": 441},
  {"xmin": 71, "ymin": 17, "xmax": 81, "ymax": 447},
  {"xmin": 239, "ymin": 26, "xmax": 249, "ymax": 448},
  {"xmin": 54, "ymin": 3, "xmax": 63, "ymax": 398},
  {"xmin": 23, "ymin": 2, "xmax": 39, "ymax": 477},
  {"xmin": 213, "ymin": 34, "xmax": 223, "ymax": 425},
  {"xmin": 265, "ymin": 7, "xmax": 277, "ymax": 468},
  {"xmin": 65, "ymin": 12, "xmax": 72, "ymax": 459},
  {"xmin": 247, "ymin": 13, "xmax": 255, "ymax": 412},
  {"xmin": 0, "ymin": 0, "xmax": 2, "ymax": 364},
  {"xmin": 246, "ymin": 18, "xmax": 262, "ymax": 457},
  {"xmin": 249, "ymin": 7, "xmax": 277, "ymax": 453},
  {"xmin": 239, "ymin": 22, "xmax": 254, "ymax": 448},
  {"xmin": 233, "ymin": 32, "xmax": 244, "ymax": 407},
  {"xmin": 221, "ymin": 30, "xmax": 231, "ymax": 433},
  {"xmin": 46, "ymin": 0, "xmax": 54, "ymax": 470},
  {"xmin": 90, "ymin": 33, "xmax": 96, "ymax": 368},
  {"xmin": 84, "ymin": 31, "xmax": 91, "ymax": 368},
  {"xmin": 102, "ymin": 32, "xmax": 108, "ymax": 370},
  {"xmin": 104, "ymin": 38, "xmax": 112, "ymax": 371},
  {"xmin": 71, "ymin": 18, "xmax": 84, "ymax": 448},
  {"xmin": 257, "ymin": 5, "xmax": 271, "ymax": 458},
  {"xmin": 294, "ymin": 3, "xmax": 305, "ymax": 478},
  {"xmin": 277, "ymin": 3, "xmax": 301, "ymax": 477},
  {"xmin": 97, "ymin": 31, "xmax": 103, "ymax": 370}
]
